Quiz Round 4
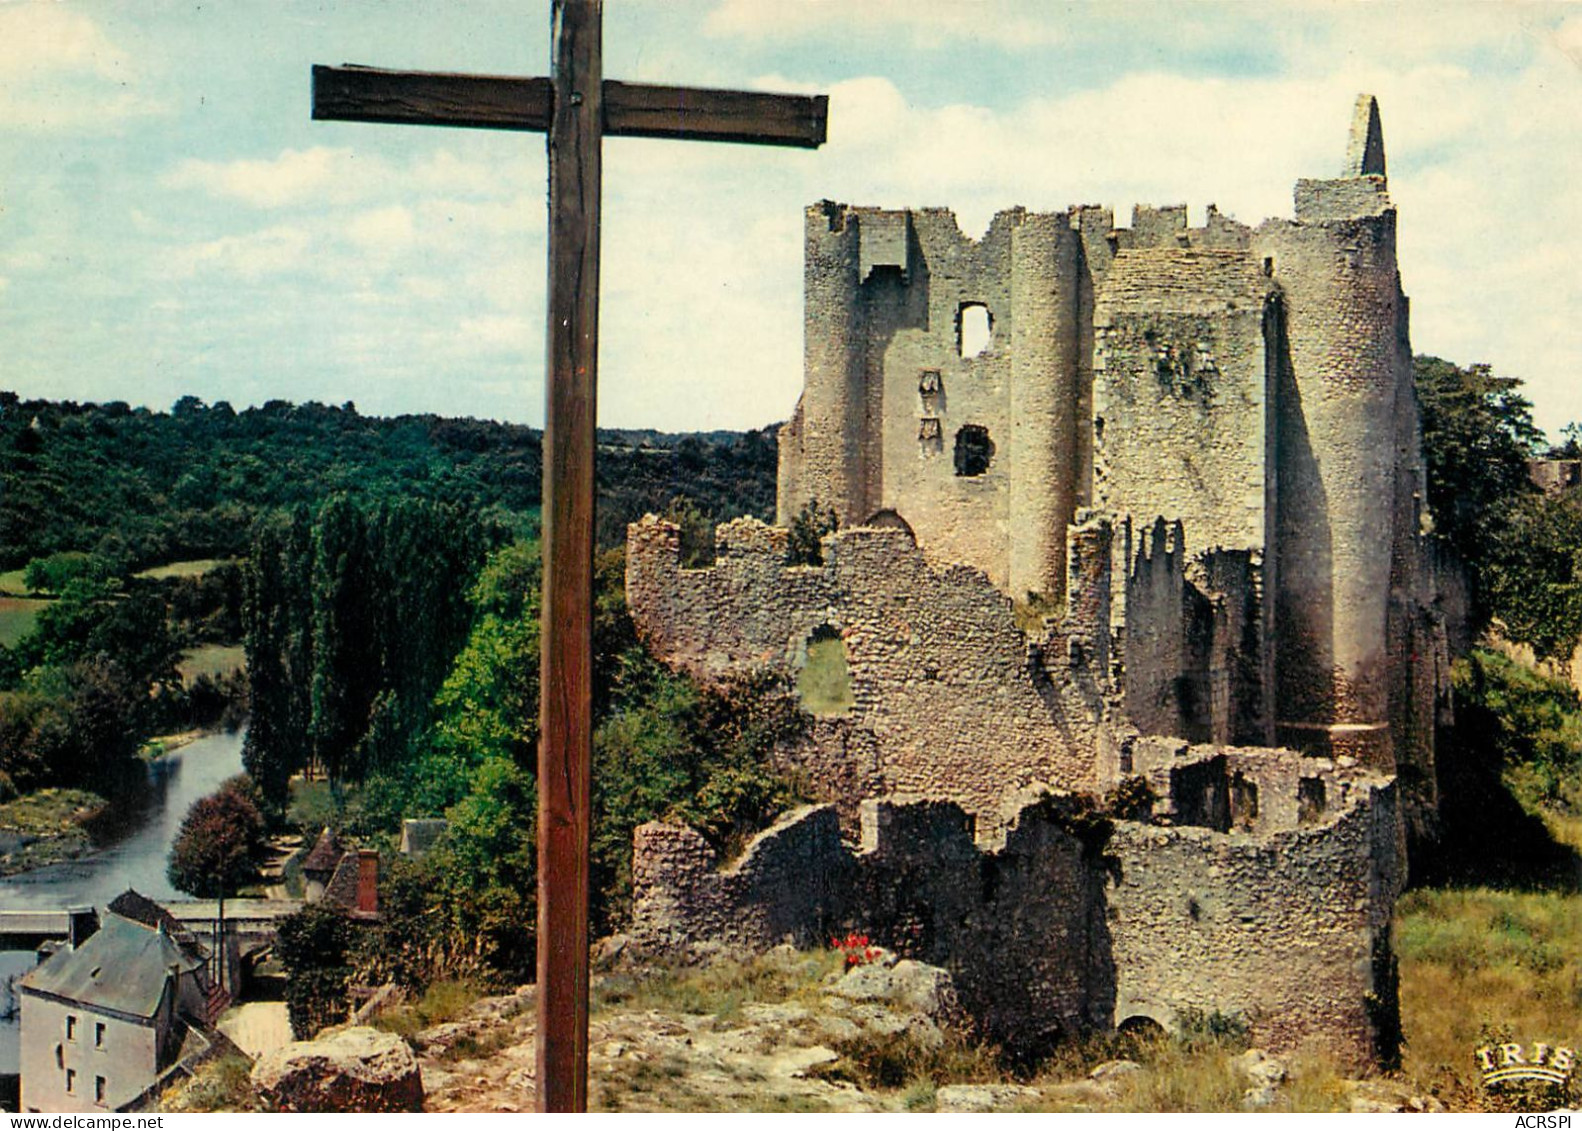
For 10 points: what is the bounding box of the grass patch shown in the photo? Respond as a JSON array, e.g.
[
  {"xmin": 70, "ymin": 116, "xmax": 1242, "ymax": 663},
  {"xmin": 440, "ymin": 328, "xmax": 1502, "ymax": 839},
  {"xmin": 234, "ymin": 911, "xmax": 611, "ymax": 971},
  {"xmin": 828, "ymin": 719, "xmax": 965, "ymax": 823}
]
[
  {"xmin": 592, "ymin": 948, "xmax": 844, "ymax": 1020},
  {"xmin": 158, "ymin": 1055, "xmax": 259, "ymax": 1113},
  {"xmin": 797, "ymin": 632, "xmax": 853, "ymax": 717},
  {"xmin": 0, "ymin": 787, "xmax": 106, "ymax": 834},
  {"xmin": 0, "ymin": 596, "xmax": 50, "ymax": 647},
  {"xmin": 1395, "ymin": 886, "xmax": 1582, "ymax": 1110},
  {"xmin": 287, "ymin": 776, "xmax": 347, "ymax": 836},
  {"xmin": 370, "ymin": 979, "xmax": 490, "ymax": 1041},
  {"xmin": 0, "ymin": 568, "xmax": 30, "ymax": 596},
  {"xmin": 0, "ymin": 788, "xmax": 106, "ymax": 875},
  {"xmin": 812, "ymin": 1027, "xmax": 1003, "ymax": 1092},
  {"xmin": 178, "ymin": 643, "xmax": 247, "ymax": 683},
  {"xmin": 136, "ymin": 557, "xmax": 236, "ymax": 580}
]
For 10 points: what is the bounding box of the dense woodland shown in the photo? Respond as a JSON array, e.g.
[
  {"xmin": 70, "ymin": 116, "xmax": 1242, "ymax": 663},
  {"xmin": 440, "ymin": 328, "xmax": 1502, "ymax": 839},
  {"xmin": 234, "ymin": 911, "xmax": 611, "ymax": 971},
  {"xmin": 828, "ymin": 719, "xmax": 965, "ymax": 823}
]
[{"xmin": 3, "ymin": 358, "xmax": 1582, "ymax": 1012}]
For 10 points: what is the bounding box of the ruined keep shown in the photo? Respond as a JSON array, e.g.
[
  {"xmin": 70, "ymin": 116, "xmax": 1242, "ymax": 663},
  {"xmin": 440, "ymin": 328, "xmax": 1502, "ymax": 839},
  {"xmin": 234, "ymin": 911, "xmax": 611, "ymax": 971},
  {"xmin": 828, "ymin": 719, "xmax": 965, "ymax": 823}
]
[{"xmin": 626, "ymin": 97, "xmax": 1446, "ymax": 1066}]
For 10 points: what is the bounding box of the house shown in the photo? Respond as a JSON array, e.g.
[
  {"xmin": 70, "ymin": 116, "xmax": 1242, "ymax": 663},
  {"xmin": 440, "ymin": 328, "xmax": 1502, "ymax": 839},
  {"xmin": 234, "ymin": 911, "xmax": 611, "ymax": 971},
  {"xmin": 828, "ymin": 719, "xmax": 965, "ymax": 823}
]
[
  {"xmin": 301, "ymin": 827, "xmax": 380, "ymax": 918},
  {"xmin": 18, "ymin": 896, "xmax": 228, "ymax": 1113},
  {"xmin": 398, "ymin": 819, "xmax": 448, "ymax": 860}
]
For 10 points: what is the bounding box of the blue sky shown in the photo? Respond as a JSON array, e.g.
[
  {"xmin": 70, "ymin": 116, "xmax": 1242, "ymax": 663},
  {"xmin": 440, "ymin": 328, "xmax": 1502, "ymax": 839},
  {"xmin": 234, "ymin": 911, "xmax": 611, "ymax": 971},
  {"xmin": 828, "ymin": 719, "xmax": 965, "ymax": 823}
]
[{"xmin": 3, "ymin": 1, "xmax": 1581, "ymax": 434}]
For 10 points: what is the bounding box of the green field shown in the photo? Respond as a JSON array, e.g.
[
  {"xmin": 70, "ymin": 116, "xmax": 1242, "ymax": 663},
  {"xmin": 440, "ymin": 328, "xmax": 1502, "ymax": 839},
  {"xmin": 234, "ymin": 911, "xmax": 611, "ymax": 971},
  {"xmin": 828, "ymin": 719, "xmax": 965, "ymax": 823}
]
[
  {"xmin": 136, "ymin": 558, "xmax": 236, "ymax": 580},
  {"xmin": 0, "ymin": 568, "xmax": 31, "ymax": 596},
  {"xmin": 178, "ymin": 643, "xmax": 247, "ymax": 683},
  {"xmin": 0, "ymin": 597, "xmax": 49, "ymax": 647}
]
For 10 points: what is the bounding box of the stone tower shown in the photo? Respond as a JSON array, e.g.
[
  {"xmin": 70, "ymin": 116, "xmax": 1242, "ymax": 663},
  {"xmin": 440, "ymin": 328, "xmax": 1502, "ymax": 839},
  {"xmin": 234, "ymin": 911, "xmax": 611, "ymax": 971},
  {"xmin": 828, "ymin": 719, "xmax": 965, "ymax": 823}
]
[{"xmin": 777, "ymin": 96, "xmax": 1444, "ymax": 804}]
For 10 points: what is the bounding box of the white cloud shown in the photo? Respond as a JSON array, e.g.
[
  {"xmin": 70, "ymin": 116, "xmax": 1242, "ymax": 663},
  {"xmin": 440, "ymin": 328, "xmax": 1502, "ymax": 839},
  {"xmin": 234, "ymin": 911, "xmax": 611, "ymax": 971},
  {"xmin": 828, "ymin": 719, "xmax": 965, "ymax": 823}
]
[
  {"xmin": 164, "ymin": 147, "xmax": 381, "ymax": 209},
  {"xmin": 703, "ymin": 0, "xmax": 1062, "ymax": 49},
  {"xmin": 453, "ymin": 313, "xmax": 532, "ymax": 352},
  {"xmin": 347, "ymin": 206, "xmax": 416, "ymax": 254},
  {"xmin": 0, "ymin": 4, "xmax": 162, "ymax": 129},
  {"xmin": 169, "ymin": 225, "xmax": 315, "ymax": 280},
  {"xmin": 1556, "ymin": 14, "xmax": 1582, "ymax": 67},
  {"xmin": 0, "ymin": 4, "xmax": 128, "ymax": 79}
]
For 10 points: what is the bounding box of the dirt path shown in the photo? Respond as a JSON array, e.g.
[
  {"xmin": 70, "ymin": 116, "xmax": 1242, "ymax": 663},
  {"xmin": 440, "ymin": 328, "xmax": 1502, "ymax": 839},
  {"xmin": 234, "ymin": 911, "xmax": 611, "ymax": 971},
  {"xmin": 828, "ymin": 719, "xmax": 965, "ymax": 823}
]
[{"xmin": 219, "ymin": 1002, "xmax": 294, "ymax": 1060}]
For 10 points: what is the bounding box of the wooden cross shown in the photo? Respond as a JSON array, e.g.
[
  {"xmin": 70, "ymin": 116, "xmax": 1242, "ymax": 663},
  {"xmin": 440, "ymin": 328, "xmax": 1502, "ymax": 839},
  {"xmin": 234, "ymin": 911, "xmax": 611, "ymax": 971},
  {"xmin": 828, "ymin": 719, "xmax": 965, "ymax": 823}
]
[{"xmin": 311, "ymin": 1, "xmax": 826, "ymax": 1113}]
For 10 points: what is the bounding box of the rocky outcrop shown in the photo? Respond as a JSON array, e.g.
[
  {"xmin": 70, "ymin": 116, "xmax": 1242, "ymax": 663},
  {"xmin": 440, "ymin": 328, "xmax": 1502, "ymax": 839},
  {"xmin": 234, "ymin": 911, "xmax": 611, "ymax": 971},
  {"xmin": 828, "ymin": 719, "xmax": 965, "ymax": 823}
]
[{"xmin": 251, "ymin": 1026, "xmax": 424, "ymax": 1113}]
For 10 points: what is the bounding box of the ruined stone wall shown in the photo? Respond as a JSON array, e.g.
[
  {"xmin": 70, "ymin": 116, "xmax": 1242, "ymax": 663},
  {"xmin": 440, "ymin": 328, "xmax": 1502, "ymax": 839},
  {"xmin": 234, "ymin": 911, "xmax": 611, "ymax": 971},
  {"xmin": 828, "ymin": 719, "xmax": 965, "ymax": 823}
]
[
  {"xmin": 1196, "ymin": 548, "xmax": 1269, "ymax": 746},
  {"xmin": 781, "ymin": 204, "xmax": 1094, "ymax": 598},
  {"xmin": 1108, "ymin": 772, "xmax": 1401, "ymax": 1065},
  {"xmin": 629, "ymin": 805, "xmax": 851, "ymax": 958},
  {"xmin": 1114, "ymin": 203, "xmax": 1252, "ymax": 253},
  {"xmin": 878, "ymin": 210, "xmax": 1017, "ymax": 589},
  {"xmin": 1121, "ymin": 519, "xmax": 1194, "ymax": 740},
  {"xmin": 782, "ymin": 202, "xmax": 868, "ymax": 525},
  {"xmin": 627, "ymin": 515, "xmax": 1102, "ymax": 818},
  {"xmin": 630, "ymin": 773, "xmax": 1400, "ymax": 1062},
  {"xmin": 629, "ymin": 797, "xmax": 1111, "ymax": 1055},
  {"xmin": 1091, "ymin": 247, "xmax": 1274, "ymax": 561}
]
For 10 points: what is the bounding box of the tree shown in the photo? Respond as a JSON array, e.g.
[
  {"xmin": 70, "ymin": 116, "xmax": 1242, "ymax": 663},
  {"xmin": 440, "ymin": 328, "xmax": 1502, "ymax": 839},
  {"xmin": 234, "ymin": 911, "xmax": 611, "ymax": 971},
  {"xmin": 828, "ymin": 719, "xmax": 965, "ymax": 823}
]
[
  {"xmin": 167, "ymin": 782, "xmax": 267, "ymax": 988},
  {"xmin": 785, "ymin": 498, "xmax": 838, "ymax": 566},
  {"xmin": 1414, "ymin": 355, "xmax": 1542, "ymax": 632},
  {"xmin": 276, "ymin": 902, "xmax": 355, "ymax": 1038},
  {"xmin": 1484, "ymin": 491, "xmax": 1582, "ymax": 660}
]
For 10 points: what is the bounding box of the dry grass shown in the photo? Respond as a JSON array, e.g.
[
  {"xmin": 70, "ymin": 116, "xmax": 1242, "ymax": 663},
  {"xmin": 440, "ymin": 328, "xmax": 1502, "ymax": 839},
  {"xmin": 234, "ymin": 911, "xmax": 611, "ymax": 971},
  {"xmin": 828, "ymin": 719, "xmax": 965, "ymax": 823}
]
[
  {"xmin": 593, "ymin": 948, "xmax": 844, "ymax": 1020},
  {"xmin": 158, "ymin": 1056, "xmax": 259, "ymax": 1113},
  {"xmin": 1394, "ymin": 886, "xmax": 1582, "ymax": 1110},
  {"xmin": 370, "ymin": 979, "xmax": 489, "ymax": 1041}
]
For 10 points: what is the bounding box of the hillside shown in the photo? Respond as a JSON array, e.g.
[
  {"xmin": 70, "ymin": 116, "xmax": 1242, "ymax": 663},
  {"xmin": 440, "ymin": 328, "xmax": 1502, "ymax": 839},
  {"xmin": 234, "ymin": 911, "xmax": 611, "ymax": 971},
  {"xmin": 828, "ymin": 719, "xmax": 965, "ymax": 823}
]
[{"xmin": 0, "ymin": 392, "xmax": 779, "ymax": 572}]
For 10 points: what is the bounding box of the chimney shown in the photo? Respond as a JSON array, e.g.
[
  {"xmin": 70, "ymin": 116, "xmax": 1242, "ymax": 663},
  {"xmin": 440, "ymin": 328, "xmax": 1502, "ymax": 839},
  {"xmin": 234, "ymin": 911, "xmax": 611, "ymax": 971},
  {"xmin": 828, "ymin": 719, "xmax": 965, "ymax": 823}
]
[
  {"xmin": 67, "ymin": 906, "xmax": 98, "ymax": 949},
  {"xmin": 356, "ymin": 849, "xmax": 379, "ymax": 916}
]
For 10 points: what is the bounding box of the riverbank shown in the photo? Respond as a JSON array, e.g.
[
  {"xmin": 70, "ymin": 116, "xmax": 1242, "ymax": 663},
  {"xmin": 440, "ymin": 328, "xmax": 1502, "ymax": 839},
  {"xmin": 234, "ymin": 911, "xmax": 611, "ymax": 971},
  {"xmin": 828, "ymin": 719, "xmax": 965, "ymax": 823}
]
[
  {"xmin": 140, "ymin": 728, "xmax": 220, "ymax": 761},
  {"xmin": 0, "ymin": 788, "xmax": 106, "ymax": 877}
]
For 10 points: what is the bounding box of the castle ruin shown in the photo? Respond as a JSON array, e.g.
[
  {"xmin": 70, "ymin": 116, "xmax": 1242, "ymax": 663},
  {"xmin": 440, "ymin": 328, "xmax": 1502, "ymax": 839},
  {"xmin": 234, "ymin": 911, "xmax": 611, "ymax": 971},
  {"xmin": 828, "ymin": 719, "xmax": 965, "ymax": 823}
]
[{"xmin": 624, "ymin": 97, "xmax": 1448, "ymax": 1066}]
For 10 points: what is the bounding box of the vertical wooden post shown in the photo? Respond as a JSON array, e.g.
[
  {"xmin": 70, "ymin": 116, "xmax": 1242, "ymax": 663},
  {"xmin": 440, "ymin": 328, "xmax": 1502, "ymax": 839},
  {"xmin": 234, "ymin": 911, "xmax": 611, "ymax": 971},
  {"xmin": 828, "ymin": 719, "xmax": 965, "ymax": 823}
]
[{"xmin": 537, "ymin": 0, "xmax": 600, "ymax": 1113}]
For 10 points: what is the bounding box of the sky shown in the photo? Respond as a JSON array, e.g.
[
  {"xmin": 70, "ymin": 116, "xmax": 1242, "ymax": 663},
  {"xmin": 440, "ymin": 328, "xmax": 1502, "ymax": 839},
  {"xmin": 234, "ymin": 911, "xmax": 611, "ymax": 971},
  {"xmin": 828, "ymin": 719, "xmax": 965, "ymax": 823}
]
[{"xmin": 3, "ymin": 1, "xmax": 1582, "ymax": 435}]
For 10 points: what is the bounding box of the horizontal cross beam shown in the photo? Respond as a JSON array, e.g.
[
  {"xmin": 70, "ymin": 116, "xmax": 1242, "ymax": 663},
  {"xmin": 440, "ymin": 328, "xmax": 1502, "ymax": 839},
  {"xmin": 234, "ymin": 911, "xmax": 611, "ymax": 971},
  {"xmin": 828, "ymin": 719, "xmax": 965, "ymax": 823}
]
[{"xmin": 312, "ymin": 64, "xmax": 828, "ymax": 148}]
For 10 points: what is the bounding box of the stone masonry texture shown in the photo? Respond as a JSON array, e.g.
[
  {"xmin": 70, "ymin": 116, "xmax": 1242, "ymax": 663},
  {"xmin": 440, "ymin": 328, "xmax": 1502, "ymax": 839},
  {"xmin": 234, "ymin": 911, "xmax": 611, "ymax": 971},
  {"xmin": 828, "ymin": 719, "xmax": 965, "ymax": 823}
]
[{"xmin": 629, "ymin": 96, "xmax": 1444, "ymax": 1067}]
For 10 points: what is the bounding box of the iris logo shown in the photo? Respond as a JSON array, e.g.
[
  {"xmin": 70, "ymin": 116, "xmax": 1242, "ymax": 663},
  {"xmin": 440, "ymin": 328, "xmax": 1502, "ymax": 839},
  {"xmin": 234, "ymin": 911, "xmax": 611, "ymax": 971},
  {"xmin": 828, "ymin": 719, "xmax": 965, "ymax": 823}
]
[{"xmin": 1475, "ymin": 1041, "xmax": 1576, "ymax": 1087}]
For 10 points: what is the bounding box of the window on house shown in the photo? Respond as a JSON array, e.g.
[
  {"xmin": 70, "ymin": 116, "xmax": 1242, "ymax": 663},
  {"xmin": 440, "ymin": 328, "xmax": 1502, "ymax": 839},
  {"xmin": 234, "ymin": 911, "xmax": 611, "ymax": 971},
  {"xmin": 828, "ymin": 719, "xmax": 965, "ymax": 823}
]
[
  {"xmin": 65, "ymin": 1015, "xmax": 77, "ymax": 1041},
  {"xmin": 65, "ymin": 1068, "xmax": 76, "ymax": 1093},
  {"xmin": 95, "ymin": 1076, "xmax": 106, "ymax": 1105},
  {"xmin": 95, "ymin": 1022, "xmax": 106, "ymax": 1048}
]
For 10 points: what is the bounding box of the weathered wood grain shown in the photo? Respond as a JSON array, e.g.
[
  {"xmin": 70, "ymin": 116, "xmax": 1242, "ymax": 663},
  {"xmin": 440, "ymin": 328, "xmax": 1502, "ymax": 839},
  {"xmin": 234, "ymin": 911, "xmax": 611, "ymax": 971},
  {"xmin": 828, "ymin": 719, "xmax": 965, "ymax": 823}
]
[
  {"xmin": 313, "ymin": 65, "xmax": 826, "ymax": 148},
  {"xmin": 536, "ymin": 0, "xmax": 600, "ymax": 1115},
  {"xmin": 313, "ymin": 65, "xmax": 552, "ymax": 132}
]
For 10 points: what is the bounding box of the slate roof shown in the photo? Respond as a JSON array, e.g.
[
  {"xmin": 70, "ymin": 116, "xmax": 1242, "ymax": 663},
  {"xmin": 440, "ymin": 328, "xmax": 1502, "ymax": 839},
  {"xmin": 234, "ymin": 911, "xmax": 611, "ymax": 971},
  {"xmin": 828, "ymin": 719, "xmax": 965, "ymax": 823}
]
[
  {"xmin": 19, "ymin": 912, "xmax": 203, "ymax": 1019},
  {"xmin": 399, "ymin": 818, "xmax": 448, "ymax": 858},
  {"xmin": 302, "ymin": 827, "xmax": 343, "ymax": 876},
  {"xmin": 323, "ymin": 851, "xmax": 362, "ymax": 909},
  {"xmin": 107, "ymin": 889, "xmax": 184, "ymax": 935}
]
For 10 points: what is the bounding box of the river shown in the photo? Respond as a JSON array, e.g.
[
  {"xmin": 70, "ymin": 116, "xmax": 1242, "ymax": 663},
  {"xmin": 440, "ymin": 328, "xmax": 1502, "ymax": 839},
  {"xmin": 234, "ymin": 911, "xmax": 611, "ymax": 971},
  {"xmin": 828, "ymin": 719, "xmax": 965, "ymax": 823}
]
[{"xmin": 0, "ymin": 729, "xmax": 246, "ymax": 1076}]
